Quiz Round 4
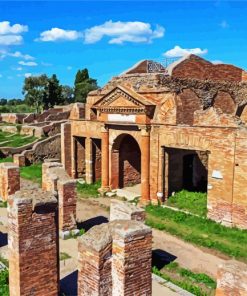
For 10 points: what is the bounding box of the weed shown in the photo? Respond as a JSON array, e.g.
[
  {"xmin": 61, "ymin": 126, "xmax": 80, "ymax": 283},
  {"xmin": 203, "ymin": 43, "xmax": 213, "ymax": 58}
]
[{"xmin": 76, "ymin": 180, "xmax": 101, "ymax": 198}]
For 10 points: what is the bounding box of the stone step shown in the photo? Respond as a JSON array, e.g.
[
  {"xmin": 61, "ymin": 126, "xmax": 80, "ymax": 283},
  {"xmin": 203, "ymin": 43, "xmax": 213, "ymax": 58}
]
[{"xmin": 116, "ymin": 188, "xmax": 141, "ymax": 201}]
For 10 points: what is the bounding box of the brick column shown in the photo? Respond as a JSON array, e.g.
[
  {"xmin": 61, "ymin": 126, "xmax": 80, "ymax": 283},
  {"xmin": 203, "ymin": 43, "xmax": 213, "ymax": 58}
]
[
  {"xmin": 61, "ymin": 122, "xmax": 72, "ymax": 177},
  {"xmin": 78, "ymin": 223, "xmax": 112, "ymax": 296},
  {"xmin": 0, "ymin": 163, "xmax": 20, "ymax": 201},
  {"xmin": 100, "ymin": 126, "xmax": 109, "ymax": 192},
  {"xmin": 141, "ymin": 126, "xmax": 151, "ymax": 204},
  {"xmin": 8, "ymin": 189, "xmax": 59, "ymax": 296},
  {"xmin": 111, "ymin": 220, "xmax": 152, "ymax": 296},
  {"xmin": 85, "ymin": 137, "xmax": 93, "ymax": 184}
]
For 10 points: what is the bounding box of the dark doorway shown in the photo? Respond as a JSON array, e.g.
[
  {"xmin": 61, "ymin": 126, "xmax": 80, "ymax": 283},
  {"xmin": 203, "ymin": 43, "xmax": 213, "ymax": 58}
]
[
  {"xmin": 183, "ymin": 154, "xmax": 194, "ymax": 190},
  {"xmin": 74, "ymin": 136, "xmax": 86, "ymax": 178}
]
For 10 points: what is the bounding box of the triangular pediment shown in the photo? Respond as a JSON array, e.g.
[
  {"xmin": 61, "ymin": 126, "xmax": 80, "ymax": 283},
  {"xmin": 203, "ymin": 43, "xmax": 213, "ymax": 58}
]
[{"xmin": 93, "ymin": 85, "xmax": 154, "ymax": 109}]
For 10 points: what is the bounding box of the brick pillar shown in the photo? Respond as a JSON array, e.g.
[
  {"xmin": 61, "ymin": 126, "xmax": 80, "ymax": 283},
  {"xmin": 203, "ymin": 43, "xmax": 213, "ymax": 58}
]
[
  {"xmin": 57, "ymin": 179, "xmax": 77, "ymax": 232},
  {"xmin": 100, "ymin": 126, "xmax": 109, "ymax": 192},
  {"xmin": 61, "ymin": 122, "xmax": 72, "ymax": 177},
  {"xmin": 85, "ymin": 137, "xmax": 93, "ymax": 184},
  {"xmin": 0, "ymin": 163, "xmax": 20, "ymax": 201},
  {"xmin": 13, "ymin": 154, "xmax": 26, "ymax": 167},
  {"xmin": 111, "ymin": 220, "xmax": 152, "ymax": 296},
  {"xmin": 8, "ymin": 189, "xmax": 59, "ymax": 296},
  {"xmin": 216, "ymin": 260, "xmax": 247, "ymax": 296},
  {"xmin": 78, "ymin": 223, "xmax": 112, "ymax": 296},
  {"xmin": 140, "ymin": 127, "xmax": 151, "ymax": 204},
  {"xmin": 110, "ymin": 200, "xmax": 146, "ymax": 222}
]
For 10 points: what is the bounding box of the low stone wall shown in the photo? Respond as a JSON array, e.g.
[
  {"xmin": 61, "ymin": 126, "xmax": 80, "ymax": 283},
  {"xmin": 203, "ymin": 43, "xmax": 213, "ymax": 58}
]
[
  {"xmin": 110, "ymin": 199, "xmax": 146, "ymax": 222},
  {"xmin": 0, "ymin": 113, "xmax": 26, "ymax": 124},
  {"xmin": 42, "ymin": 161, "xmax": 77, "ymax": 233},
  {"xmin": 216, "ymin": 260, "xmax": 247, "ymax": 295},
  {"xmin": 78, "ymin": 220, "xmax": 152, "ymax": 296},
  {"xmin": 0, "ymin": 162, "xmax": 20, "ymax": 201},
  {"xmin": 8, "ymin": 188, "xmax": 59, "ymax": 296},
  {"xmin": 46, "ymin": 111, "xmax": 70, "ymax": 121},
  {"xmin": 0, "ymin": 125, "xmax": 18, "ymax": 133},
  {"xmin": 13, "ymin": 134, "xmax": 61, "ymax": 166}
]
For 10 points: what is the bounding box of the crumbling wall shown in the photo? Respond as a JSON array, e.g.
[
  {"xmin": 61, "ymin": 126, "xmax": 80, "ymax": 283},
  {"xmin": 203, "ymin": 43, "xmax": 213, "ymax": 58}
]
[
  {"xmin": 42, "ymin": 161, "xmax": 77, "ymax": 233},
  {"xmin": 78, "ymin": 220, "xmax": 152, "ymax": 296},
  {"xmin": 216, "ymin": 260, "xmax": 247, "ymax": 295},
  {"xmin": 8, "ymin": 189, "xmax": 59, "ymax": 296},
  {"xmin": 0, "ymin": 162, "xmax": 20, "ymax": 201}
]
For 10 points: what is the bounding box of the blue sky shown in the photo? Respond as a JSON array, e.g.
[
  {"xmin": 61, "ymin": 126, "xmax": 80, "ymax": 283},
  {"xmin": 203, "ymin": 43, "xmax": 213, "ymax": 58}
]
[{"xmin": 0, "ymin": 1, "xmax": 246, "ymax": 98}]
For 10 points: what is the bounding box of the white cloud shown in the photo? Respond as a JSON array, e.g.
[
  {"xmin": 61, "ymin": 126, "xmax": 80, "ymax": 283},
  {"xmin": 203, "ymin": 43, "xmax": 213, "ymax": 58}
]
[
  {"xmin": 84, "ymin": 20, "xmax": 165, "ymax": 44},
  {"xmin": 24, "ymin": 73, "xmax": 32, "ymax": 78},
  {"xmin": 220, "ymin": 20, "xmax": 229, "ymax": 29},
  {"xmin": 41, "ymin": 61, "xmax": 53, "ymax": 66},
  {"xmin": 0, "ymin": 35, "xmax": 23, "ymax": 45},
  {"xmin": 18, "ymin": 61, "xmax": 38, "ymax": 67},
  {"xmin": 67, "ymin": 66, "xmax": 72, "ymax": 71},
  {"xmin": 163, "ymin": 45, "xmax": 208, "ymax": 57},
  {"xmin": 36, "ymin": 28, "xmax": 81, "ymax": 42},
  {"xmin": 0, "ymin": 21, "xmax": 28, "ymax": 35},
  {"xmin": 211, "ymin": 60, "xmax": 223, "ymax": 64},
  {"xmin": 0, "ymin": 50, "xmax": 34, "ymax": 60}
]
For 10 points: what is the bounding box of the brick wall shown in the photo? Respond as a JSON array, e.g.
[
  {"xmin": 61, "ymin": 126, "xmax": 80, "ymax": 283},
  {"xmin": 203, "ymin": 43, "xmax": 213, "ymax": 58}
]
[
  {"xmin": 78, "ymin": 220, "xmax": 152, "ymax": 296},
  {"xmin": 216, "ymin": 260, "xmax": 247, "ymax": 295},
  {"xmin": 212, "ymin": 91, "xmax": 236, "ymax": 114},
  {"xmin": 61, "ymin": 122, "xmax": 72, "ymax": 176},
  {"xmin": 92, "ymin": 138, "xmax": 101, "ymax": 182},
  {"xmin": 8, "ymin": 189, "xmax": 59, "ymax": 296},
  {"xmin": 0, "ymin": 163, "xmax": 20, "ymax": 201}
]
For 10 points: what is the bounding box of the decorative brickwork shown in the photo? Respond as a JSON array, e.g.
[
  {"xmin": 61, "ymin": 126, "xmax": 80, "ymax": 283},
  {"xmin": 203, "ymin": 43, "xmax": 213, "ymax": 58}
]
[
  {"xmin": 0, "ymin": 163, "xmax": 20, "ymax": 201},
  {"xmin": 42, "ymin": 161, "xmax": 77, "ymax": 232},
  {"xmin": 216, "ymin": 260, "xmax": 247, "ymax": 296},
  {"xmin": 110, "ymin": 199, "xmax": 146, "ymax": 222},
  {"xmin": 78, "ymin": 220, "xmax": 152, "ymax": 296},
  {"xmin": 8, "ymin": 189, "xmax": 59, "ymax": 296}
]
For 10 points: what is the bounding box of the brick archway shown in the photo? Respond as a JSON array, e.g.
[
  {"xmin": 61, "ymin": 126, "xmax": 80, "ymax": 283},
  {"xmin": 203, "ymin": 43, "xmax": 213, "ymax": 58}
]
[{"xmin": 111, "ymin": 133, "xmax": 141, "ymax": 189}]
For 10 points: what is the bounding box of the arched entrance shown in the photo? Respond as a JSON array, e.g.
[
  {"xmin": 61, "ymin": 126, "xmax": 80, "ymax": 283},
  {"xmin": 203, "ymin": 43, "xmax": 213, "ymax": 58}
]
[{"xmin": 111, "ymin": 134, "xmax": 141, "ymax": 189}]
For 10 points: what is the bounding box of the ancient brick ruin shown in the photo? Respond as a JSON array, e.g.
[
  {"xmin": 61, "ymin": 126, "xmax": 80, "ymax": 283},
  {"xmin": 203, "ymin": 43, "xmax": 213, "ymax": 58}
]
[
  {"xmin": 0, "ymin": 162, "xmax": 20, "ymax": 201},
  {"xmin": 42, "ymin": 161, "xmax": 77, "ymax": 235},
  {"xmin": 78, "ymin": 220, "xmax": 152, "ymax": 296},
  {"xmin": 216, "ymin": 260, "xmax": 247, "ymax": 296},
  {"xmin": 61, "ymin": 54, "xmax": 247, "ymax": 229},
  {"xmin": 8, "ymin": 188, "xmax": 59, "ymax": 296}
]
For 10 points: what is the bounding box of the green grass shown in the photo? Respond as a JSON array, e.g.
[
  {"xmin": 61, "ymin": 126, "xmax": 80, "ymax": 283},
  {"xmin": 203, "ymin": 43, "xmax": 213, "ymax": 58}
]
[
  {"xmin": 20, "ymin": 163, "xmax": 42, "ymax": 185},
  {"xmin": 0, "ymin": 157, "xmax": 13, "ymax": 163},
  {"xmin": 166, "ymin": 190, "xmax": 207, "ymax": 217},
  {"xmin": 146, "ymin": 205, "xmax": 247, "ymax": 261},
  {"xmin": 0, "ymin": 270, "xmax": 9, "ymax": 296},
  {"xmin": 76, "ymin": 180, "xmax": 101, "ymax": 198},
  {"xmin": 152, "ymin": 265, "xmax": 212, "ymax": 296},
  {"xmin": 0, "ymin": 131, "xmax": 37, "ymax": 148},
  {"xmin": 59, "ymin": 252, "xmax": 71, "ymax": 261}
]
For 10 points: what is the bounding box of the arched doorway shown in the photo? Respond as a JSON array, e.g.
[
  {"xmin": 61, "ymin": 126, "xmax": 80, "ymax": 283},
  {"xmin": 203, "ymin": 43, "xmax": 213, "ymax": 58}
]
[{"xmin": 111, "ymin": 134, "xmax": 141, "ymax": 189}]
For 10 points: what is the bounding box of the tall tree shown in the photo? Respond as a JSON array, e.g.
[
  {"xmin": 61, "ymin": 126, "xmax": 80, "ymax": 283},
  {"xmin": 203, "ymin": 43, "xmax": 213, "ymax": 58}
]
[
  {"xmin": 61, "ymin": 85, "xmax": 74, "ymax": 104},
  {"xmin": 44, "ymin": 74, "xmax": 63, "ymax": 109},
  {"xmin": 22, "ymin": 75, "xmax": 48, "ymax": 113},
  {"xmin": 74, "ymin": 68, "xmax": 98, "ymax": 103}
]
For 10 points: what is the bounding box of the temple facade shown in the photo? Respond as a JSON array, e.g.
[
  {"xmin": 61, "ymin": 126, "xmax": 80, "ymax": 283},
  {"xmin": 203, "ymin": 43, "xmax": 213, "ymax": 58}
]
[{"xmin": 61, "ymin": 54, "xmax": 247, "ymax": 229}]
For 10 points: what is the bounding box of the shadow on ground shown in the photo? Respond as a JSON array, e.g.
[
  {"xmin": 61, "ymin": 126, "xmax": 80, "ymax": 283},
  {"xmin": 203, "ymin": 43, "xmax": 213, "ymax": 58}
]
[
  {"xmin": 60, "ymin": 270, "xmax": 78, "ymax": 296},
  {"xmin": 152, "ymin": 249, "xmax": 177, "ymax": 270},
  {"xmin": 0, "ymin": 232, "xmax": 7, "ymax": 247},
  {"xmin": 77, "ymin": 215, "xmax": 108, "ymax": 232}
]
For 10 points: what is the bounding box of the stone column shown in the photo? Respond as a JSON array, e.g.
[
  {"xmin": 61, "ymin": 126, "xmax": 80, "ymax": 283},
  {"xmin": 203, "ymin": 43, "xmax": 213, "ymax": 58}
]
[
  {"xmin": 141, "ymin": 126, "xmax": 151, "ymax": 204},
  {"xmin": 111, "ymin": 220, "xmax": 152, "ymax": 296},
  {"xmin": 61, "ymin": 122, "xmax": 72, "ymax": 177},
  {"xmin": 100, "ymin": 126, "xmax": 109, "ymax": 192},
  {"xmin": 85, "ymin": 137, "xmax": 93, "ymax": 184}
]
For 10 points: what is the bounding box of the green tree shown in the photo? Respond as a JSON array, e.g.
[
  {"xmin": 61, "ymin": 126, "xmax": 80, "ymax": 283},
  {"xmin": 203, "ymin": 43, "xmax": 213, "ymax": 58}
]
[
  {"xmin": 44, "ymin": 74, "xmax": 63, "ymax": 109},
  {"xmin": 74, "ymin": 69, "xmax": 98, "ymax": 103},
  {"xmin": 61, "ymin": 85, "xmax": 74, "ymax": 104},
  {"xmin": 22, "ymin": 74, "xmax": 48, "ymax": 113}
]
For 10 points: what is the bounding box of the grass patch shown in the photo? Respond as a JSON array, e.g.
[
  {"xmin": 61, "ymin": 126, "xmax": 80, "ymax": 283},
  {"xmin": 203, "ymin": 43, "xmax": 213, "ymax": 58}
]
[
  {"xmin": 146, "ymin": 205, "xmax": 247, "ymax": 261},
  {"xmin": 0, "ymin": 201, "xmax": 7, "ymax": 208},
  {"xmin": 59, "ymin": 252, "xmax": 71, "ymax": 261},
  {"xmin": 166, "ymin": 190, "xmax": 207, "ymax": 217},
  {"xmin": 20, "ymin": 163, "xmax": 42, "ymax": 185},
  {"xmin": 0, "ymin": 270, "xmax": 9, "ymax": 296},
  {"xmin": 0, "ymin": 157, "xmax": 13, "ymax": 163},
  {"xmin": 0, "ymin": 131, "xmax": 37, "ymax": 148},
  {"xmin": 76, "ymin": 180, "xmax": 101, "ymax": 198},
  {"xmin": 153, "ymin": 264, "xmax": 215, "ymax": 296}
]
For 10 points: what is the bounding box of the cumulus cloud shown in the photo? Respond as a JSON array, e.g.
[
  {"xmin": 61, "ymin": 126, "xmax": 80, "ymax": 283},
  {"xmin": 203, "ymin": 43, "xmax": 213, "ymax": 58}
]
[
  {"xmin": 0, "ymin": 35, "xmax": 23, "ymax": 45},
  {"xmin": 84, "ymin": 20, "xmax": 165, "ymax": 44},
  {"xmin": 0, "ymin": 21, "xmax": 28, "ymax": 35},
  {"xmin": 24, "ymin": 73, "xmax": 32, "ymax": 78},
  {"xmin": 163, "ymin": 45, "xmax": 208, "ymax": 57},
  {"xmin": 36, "ymin": 28, "xmax": 81, "ymax": 42},
  {"xmin": 18, "ymin": 61, "xmax": 38, "ymax": 66},
  {"xmin": 0, "ymin": 50, "xmax": 34, "ymax": 60}
]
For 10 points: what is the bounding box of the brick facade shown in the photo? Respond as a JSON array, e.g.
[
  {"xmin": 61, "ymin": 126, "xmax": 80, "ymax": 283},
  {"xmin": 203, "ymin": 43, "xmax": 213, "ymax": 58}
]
[
  {"xmin": 8, "ymin": 189, "xmax": 59, "ymax": 296},
  {"xmin": 216, "ymin": 260, "xmax": 247, "ymax": 296},
  {"xmin": 0, "ymin": 162, "xmax": 20, "ymax": 201},
  {"xmin": 78, "ymin": 220, "xmax": 152, "ymax": 296}
]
